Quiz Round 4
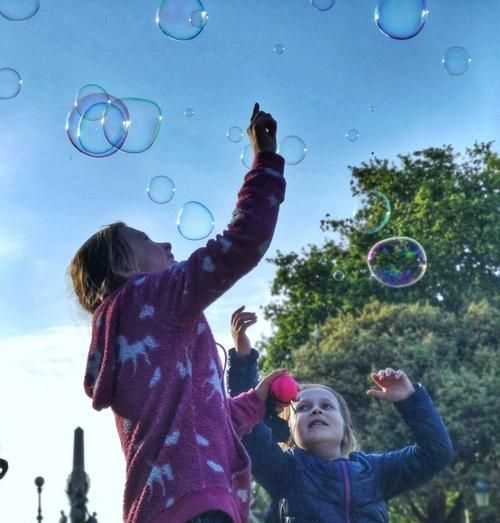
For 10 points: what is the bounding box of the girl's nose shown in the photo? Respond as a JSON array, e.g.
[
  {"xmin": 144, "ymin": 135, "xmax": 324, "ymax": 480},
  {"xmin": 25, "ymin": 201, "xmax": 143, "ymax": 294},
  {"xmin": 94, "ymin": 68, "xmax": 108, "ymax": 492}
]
[
  {"xmin": 163, "ymin": 242, "xmax": 171, "ymax": 250},
  {"xmin": 311, "ymin": 407, "xmax": 322, "ymax": 415}
]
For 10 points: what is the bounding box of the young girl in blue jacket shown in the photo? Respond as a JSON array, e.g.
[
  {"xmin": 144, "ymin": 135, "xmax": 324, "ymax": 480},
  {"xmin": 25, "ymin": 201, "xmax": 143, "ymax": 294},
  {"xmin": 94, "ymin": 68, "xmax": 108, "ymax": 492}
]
[{"xmin": 227, "ymin": 307, "xmax": 454, "ymax": 523}]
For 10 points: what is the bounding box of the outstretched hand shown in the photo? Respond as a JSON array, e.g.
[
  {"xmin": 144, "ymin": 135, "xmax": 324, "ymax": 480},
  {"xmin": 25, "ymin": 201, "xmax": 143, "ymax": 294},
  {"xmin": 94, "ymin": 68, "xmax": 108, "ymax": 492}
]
[
  {"xmin": 367, "ymin": 368, "xmax": 415, "ymax": 402},
  {"xmin": 254, "ymin": 368, "xmax": 289, "ymax": 403},
  {"xmin": 247, "ymin": 102, "xmax": 277, "ymax": 155},
  {"xmin": 231, "ymin": 305, "xmax": 257, "ymax": 357}
]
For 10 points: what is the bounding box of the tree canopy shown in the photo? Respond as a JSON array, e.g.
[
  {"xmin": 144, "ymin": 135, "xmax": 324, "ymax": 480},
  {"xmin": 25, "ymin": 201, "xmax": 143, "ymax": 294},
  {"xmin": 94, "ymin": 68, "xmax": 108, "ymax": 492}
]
[
  {"xmin": 260, "ymin": 143, "xmax": 500, "ymax": 372},
  {"xmin": 291, "ymin": 300, "xmax": 500, "ymax": 523}
]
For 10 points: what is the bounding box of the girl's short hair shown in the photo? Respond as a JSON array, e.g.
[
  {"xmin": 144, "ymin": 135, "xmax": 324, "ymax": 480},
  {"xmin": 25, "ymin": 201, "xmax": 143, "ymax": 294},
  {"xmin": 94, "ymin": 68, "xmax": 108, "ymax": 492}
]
[
  {"xmin": 68, "ymin": 221, "xmax": 138, "ymax": 313},
  {"xmin": 281, "ymin": 383, "xmax": 359, "ymax": 455}
]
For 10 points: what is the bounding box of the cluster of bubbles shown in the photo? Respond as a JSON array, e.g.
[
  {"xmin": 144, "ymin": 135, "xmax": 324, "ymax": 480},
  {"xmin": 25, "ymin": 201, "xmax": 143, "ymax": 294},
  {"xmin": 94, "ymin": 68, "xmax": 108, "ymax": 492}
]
[
  {"xmin": 65, "ymin": 85, "xmax": 162, "ymax": 158},
  {"xmin": 0, "ymin": 0, "xmax": 39, "ymax": 21}
]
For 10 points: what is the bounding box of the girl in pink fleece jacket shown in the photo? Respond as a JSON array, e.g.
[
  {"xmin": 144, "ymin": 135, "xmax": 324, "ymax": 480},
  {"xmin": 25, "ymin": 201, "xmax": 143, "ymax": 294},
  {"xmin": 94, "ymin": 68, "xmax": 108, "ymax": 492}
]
[{"xmin": 69, "ymin": 103, "xmax": 287, "ymax": 523}]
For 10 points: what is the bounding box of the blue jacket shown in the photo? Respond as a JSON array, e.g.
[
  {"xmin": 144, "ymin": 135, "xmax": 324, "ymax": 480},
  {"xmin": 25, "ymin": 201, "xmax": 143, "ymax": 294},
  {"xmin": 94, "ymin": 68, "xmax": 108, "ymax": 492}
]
[{"xmin": 227, "ymin": 349, "xmax": 454, "ymax": 523}]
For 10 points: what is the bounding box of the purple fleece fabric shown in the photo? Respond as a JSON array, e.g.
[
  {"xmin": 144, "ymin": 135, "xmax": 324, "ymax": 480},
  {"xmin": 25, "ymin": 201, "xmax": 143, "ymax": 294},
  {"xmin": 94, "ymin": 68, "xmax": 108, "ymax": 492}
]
[{"xmin": 84, "ymin": 152, "xmax": 286, "ymax": 523}]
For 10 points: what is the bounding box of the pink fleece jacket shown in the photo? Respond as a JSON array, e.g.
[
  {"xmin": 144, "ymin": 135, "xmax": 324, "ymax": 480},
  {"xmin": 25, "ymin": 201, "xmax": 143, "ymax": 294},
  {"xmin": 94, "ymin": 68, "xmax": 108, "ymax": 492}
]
[{"xmin": 84, "ymin": 152, "xmax": 286, "ymax": 523}]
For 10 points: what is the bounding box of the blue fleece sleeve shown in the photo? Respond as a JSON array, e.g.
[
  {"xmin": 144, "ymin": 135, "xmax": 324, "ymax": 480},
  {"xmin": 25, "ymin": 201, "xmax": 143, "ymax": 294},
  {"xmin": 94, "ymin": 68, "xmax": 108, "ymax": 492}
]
[{"xmin": 373, "ymin": 384, "xmax": 454, "ymax": 499}]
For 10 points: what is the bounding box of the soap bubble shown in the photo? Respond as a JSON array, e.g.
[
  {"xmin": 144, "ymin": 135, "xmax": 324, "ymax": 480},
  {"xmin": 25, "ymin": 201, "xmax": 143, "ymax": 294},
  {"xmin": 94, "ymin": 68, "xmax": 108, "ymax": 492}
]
[
  {"xmin": 0, "ymin": 67, "xmax": 22, "ymax": 99},
  {"xmin": 442, "ymin": 47, "xmax": 471, "ymax": 76},
  {"xmin": 274, "ymin": 44, "xmax": 285, "ymax": 55},
  {"xmin": 368, "ymin": 105, "xmax": 376, "ymax": 112},
  {"xmin": 156, "ymin": 0, "xmax": 207, "ymax": 41},
  {"xmin": 352, "ymin": 191, "xmax": 391, "ymax": 234},
  {"xmin": 103, "ymin": 97, "xmax": 162, "ymax": 154},
  {"xmin": 374, "ymin": 0, "xmax": 428, "ymax": 40},
  {"xmin": 0, "ymin": 0, "xmax": 39, "ymax": 21},
  {"xmin": 367, "ymin": 236, "xmax": 427, "ymax": 288},
  {"xmin": 227, "ymin": 126, "xmax": 243, "ymax": 143},
  {"xmin": 79, "ymin": 102, "xmax": 129, "ymax": 155},
  {"xmin": 185, "ymin": 108, "xmax": 194, "ymax": 117},
  {"xmin": 241, "ymin": 144, "xmax": 253, "ymax": 169},
  {"xmin": 278, "ymin": 135, "xmax": 307, "ymax": 165},
  {"xmin": 333, "ymin": 270, "xmax": 345, "ymax": 281},
  {"xmin": 189, "ymin": 9, "xmax": 208, "ymax": 28},
  {"xmin": 311, "ymin": 0, "xmax": 336, "ymax": 11},
  {"xmin": 147, "ymin": 176, "xmax": 176, "ymax": 204},
  {"xmin": 66, "ymin": 93, "xmax": 129, "ymax": 158},
  {"xmin": 177, "ymin": 201, "xmax": 214, "ymax": 240},
  {"xmin": 346, "ymin": 129, "xmax": 359, "ymax": 142},
  {"xmin": 75, "ymin": 84, "xmax": 108, "ymax": 120}
]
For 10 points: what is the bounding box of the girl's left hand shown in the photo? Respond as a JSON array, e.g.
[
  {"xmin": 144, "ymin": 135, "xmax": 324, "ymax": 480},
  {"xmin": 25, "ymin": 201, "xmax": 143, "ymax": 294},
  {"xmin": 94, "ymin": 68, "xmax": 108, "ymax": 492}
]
[
  {"xmin": 254, "ymin": 368, "xmax": 289, "ymax": 403},
  {"xmin": 367, "ymin": 368, "xmax": 415, "ymax": 402}
]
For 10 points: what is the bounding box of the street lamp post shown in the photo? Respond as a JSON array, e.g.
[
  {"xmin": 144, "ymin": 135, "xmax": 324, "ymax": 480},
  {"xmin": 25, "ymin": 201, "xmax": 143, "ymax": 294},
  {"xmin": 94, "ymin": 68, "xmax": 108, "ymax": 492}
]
[
  {"xmin": 474, "ymin": 478, "xmax": 490, "ymax": 523},
  {"xmin": 34, "ymin": 476, "xmax": 45, "ymax": 523}
]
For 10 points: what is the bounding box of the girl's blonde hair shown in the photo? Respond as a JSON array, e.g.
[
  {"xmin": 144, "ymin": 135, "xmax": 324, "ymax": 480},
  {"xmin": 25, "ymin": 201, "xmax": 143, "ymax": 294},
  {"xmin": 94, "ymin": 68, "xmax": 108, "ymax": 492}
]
[
  {"xmin": 281, "ymin": 383, "xmax": 359, "ymax": 455},
  {"xmin": 68, "ymin": 221, "xmax": 139, "ymax": 313}
]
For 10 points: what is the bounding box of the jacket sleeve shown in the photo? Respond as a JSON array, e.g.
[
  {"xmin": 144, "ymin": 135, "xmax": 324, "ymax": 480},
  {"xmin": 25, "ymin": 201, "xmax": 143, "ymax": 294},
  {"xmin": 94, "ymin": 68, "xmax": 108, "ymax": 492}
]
[
  {"xmin": 226, "ymin": 389, "xmax": 266, "ymax": 438},
  {"xmin": 226, "ymin": 348, "xmax": 291, "ymax": 442},
  {"xmin": 374, "ymin": 384, "xmax": 454, "ymax": 499},
  {"xmin": 226, "ymin": 348, "xmax": 260, "ymax": 396},
  {"xmin": 242, "ymin": 421, "xmax": 293, "ymax": 500},
  {"xmin": 145, "ymin": 153, "xmax": 286, "ymax": 326}
]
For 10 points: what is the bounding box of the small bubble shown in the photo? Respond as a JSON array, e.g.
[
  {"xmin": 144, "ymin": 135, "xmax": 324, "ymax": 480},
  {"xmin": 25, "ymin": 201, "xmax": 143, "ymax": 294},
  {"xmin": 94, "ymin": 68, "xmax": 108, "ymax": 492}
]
[
  {"xmin": 274, "ymin": 44, "xmax": 285, "ymax": 55},
  {"xmin": 185, "ymin": 108, "xmax": 194, "ymax": 117}
]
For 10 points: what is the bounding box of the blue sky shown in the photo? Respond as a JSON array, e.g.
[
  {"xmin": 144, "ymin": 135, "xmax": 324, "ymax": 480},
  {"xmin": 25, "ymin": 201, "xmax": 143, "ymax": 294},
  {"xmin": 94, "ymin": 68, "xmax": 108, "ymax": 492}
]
[{"xmin": 0, "ymin": 0, "xmax": 498, "ymax": 520}]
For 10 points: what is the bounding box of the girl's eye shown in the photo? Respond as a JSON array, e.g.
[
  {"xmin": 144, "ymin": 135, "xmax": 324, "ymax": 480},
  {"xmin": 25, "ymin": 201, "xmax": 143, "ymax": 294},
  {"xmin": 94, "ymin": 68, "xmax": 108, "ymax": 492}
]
[
  {"xmin": 297, "ymin": 404, "xmax": 309, "ymax": 412},
  {"xmin": 323, "ymin": 403, "xmax": 334, "ymax": 409}
]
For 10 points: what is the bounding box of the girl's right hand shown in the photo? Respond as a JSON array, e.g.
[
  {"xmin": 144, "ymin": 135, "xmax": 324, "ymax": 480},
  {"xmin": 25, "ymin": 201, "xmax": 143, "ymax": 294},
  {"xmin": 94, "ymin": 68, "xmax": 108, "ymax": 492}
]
[
  {"xmin": 247, "ymin": 102, "xmax": 277, "ymax": 155},
  {"xmin": 254, "ymin": 368, "xmax": 288, "ymax": 403}
]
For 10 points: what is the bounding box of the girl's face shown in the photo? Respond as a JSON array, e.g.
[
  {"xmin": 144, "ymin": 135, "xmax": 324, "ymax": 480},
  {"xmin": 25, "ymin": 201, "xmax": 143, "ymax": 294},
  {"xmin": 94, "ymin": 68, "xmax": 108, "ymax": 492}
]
[
  {"xmin": 290, "ymin": 387, "xmax": 346, "ymax": 458},
  {"xmin": 120, "ymin": 226, "xmax": 175, "ymax": 273}
]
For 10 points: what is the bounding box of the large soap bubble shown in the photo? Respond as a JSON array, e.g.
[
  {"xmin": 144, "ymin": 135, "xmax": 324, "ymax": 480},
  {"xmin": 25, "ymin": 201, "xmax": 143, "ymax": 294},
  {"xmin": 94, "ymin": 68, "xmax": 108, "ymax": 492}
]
[
  {"xmin": 0, "ymin": 0, "xmax": 39, "ymax": 21},
  {"xmin": 156, "ymin": 0, "xmax": 207, "ymax": 41},
  {"xmin": 367, "ymin": 236, "xmax": 427, "ymax": 288},
  {"xmin": 278, "ymin": 135, "xmax": 307, "ymax": 165},
  {"xmin": 66, "ymin": 93, "xmax": 129, "ymax": 158},
  {"xmin": 374, "ymin": 0, "xmax": 428, "ymax": 40},
  {"xmin": 352, "ymin": 191, "xmax": 391, "ymax": 234},
  {"xmin": 177, "ymin": 201, "xmax": 214, "ymax": 240}
]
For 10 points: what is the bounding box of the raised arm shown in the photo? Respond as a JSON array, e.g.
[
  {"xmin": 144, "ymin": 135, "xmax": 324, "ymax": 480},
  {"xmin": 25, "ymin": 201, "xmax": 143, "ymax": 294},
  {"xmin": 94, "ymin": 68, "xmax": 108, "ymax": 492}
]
[
  {"xmin": 163, "ymin": 105, "xmax": 285, "ymax": 324},
  {"xmin": 367, "ymin": 369, "xmax": 454, "ymax": 499}
]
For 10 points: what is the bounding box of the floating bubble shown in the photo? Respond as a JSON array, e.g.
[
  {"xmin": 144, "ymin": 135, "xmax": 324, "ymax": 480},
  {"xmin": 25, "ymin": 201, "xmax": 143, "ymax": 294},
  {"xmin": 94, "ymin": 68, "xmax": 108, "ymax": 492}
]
[
  {"xmin": 333, "ymin": 270, "xmax": 345, "ymax": 281},
  {"xmin": 177, "ymin": 201, "xmax": 214, "ymax": 240},
  {"xmin": 367, "ymin": 236, "xmax": 427, "ymax": 288},
  {"xmin": 0, "ymin": 0, "xmax": 40, "ymax": 21},
  {"xmin": 352, "ymin": 191, "xmax": 391, "ymax": 234},
  {"xmin": 241, "ymin": 144, "xmax": 253, "ymax": 169},
  {"xmin": 374, "ymin": 0, "xmax": 428, "ymax": 40},
  {"xmin": 0, "ymin": 67, "xmax": 22, "ymax": 99},
  {"xmin": 103, "ymin": 97, "xmax": 162, "ymax": 154},
  {"xmin": 442, "ymin": 47, "xmax": 471, "ymax": 76},
  {"xmin": 75, "ymin": 84, "xmax": 108, "ymax": 120},
  {"xmin": 227, "ymin": 126, "xmax": 243, "ymax": 143},
  {"xmin": 368, "ymin": 105, "xmax": 376, "ymax": 112},
  {"xmin": 79, "ymin": 101, "xmax": 129, "ymax": 155},
  {"xmin": 66, "ymin": 93, "xmax": 129, "ymax": 158},
  {"xmin": 278, "ymin": 135, "xmax": 307, "ymax": 165},
  {"xmin": 189, "ymin": 9, "xmax": 208, "ymax": 28},
  {"xmin": 274, "ymin": 44, "xmax": 285, "ymax": 55},
  {"xmin": 311, "ymin": 0, "xmax": 336, "ymax": 11},
  {"xmin": 156, "ymin": 0, "xmax": 207, "ymax": 41},
  {"xmin": 185, "ymin": 108, "xmax": 194, "ymax": 117},
  {"xmin": 346, "ymin": 128, "xmax": 359, "ymax": 142},
  {"xmin": 147, "ymin": 176, "xmax": 176, "ymax": 204}
]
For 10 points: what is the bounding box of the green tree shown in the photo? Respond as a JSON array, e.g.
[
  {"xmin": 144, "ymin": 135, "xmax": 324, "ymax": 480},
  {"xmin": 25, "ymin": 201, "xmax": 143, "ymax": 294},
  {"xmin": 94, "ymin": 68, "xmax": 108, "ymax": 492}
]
[
  {"xmin": 290, "ymin": 300, "xmax": 500, "ymax": 523},
  {"xmin": 260, "ymin": 143, "xmax": 500, "ymax": 371}
]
